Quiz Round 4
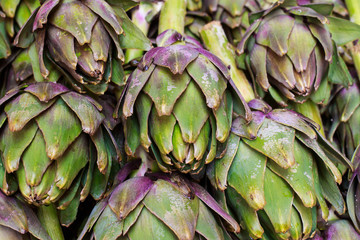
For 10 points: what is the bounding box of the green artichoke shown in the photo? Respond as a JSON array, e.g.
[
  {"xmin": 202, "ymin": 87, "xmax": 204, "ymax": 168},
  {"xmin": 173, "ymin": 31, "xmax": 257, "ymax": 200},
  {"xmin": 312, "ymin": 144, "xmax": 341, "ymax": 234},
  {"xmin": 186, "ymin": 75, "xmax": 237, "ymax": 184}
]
[
  {"xmin": 207, "ymin": 99, "xmax": 351, "ymax": 239},
  {"xmin": 13, "ymin": 0, "xmax": 151, "ymax": 95},
  {"xmin": 78, "ymin": 160, "xmax": 240, "ymax": 240},
  {"xmin": 118, "ymin": 29, "xmax": 250, "ymax": 174},
  {"xmin": 237, "ymin": 0, "xmax": 355, "ymax": 106},
  {"xmin": 0, "ymin": 82, "xmax": 120, "ymax": 225},
  {"xmin": 0, "ymin": 191, "xmax": 51, "ymax": 240}
]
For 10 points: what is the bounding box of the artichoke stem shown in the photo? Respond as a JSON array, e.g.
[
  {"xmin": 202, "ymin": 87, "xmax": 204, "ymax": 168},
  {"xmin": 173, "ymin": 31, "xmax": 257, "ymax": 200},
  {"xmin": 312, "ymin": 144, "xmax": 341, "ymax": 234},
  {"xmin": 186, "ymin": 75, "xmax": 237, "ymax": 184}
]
[
  {"xmin": 345, "ymin": 0, "xmax": 360, "ymax": 78},
  {"xmin": 200, "ymin": 21, "xmax": 255, "ymax": 102},
  {"xmin": 290, "ymin": 101, "xmax": 325, "ymax": 136},
  {"xmin": 37, "ymin": 204, "xmax": 65, "ymax": 240},
  {"xmin": 125, "ymin": 4, "xmax": 151, "ymax": 63},
  {"xmin": 158, "ymin": 0, "xmax": 186, "ymax": 35}
]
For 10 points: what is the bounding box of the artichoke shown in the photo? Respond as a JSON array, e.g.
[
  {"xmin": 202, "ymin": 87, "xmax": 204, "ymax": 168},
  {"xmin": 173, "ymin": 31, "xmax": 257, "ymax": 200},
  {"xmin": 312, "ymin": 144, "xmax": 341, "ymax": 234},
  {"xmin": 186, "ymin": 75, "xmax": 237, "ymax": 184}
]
[
  {"xmin": 207, "ymin": 99, "xmax": 352, "ymax": 239},
  {"xmin": 0, "ymin": 82, "xmax": 120, "ymax": 225},
  {"xmin": 118, "ymin": 29, "xmax": 250, "ymax": 174},
  {"xmin": 0, "ymin": 191, "xmax": 51, "ymax": 239},
  {"xmin": 237, "ymin": 0, "xmax": 355, "ymax": 106},
  {"xmin": 78, "ymin": 160, "xmax": 240, "ymax": 240},
  {"xmin": 14, "ymin": 0, "xmax": 151, "ymax": 95}
]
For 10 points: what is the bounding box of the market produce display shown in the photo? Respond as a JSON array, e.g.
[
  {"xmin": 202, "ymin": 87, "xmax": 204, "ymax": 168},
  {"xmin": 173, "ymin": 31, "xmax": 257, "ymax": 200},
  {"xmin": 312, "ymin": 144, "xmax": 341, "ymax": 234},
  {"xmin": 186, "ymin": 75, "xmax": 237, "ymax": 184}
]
[{"xmin": 1, "ymin": 0, "xmax": 360, "ymax": 239}]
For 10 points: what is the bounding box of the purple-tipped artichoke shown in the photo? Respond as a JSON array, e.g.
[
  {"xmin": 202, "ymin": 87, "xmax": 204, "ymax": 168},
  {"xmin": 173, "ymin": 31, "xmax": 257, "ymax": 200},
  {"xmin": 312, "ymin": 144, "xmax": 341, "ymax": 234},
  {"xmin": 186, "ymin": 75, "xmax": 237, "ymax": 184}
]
[
  {"xmin": 207, "ymin": 99, "xmax": 352, "ymax": 239},
  {"xmin": 13, "ymin": 0, "xmax": 151, "ymax": 95},
  {"xmin": 237, "ymin": 0, "xmax": 355, "ymax": 105},
  {"xmin": 118, "ymin": 30, "xmax": 250, "ymax": 174},
  {"xmin": 0, "ymin": 82, "xmax": 120, "ymax": 226},
  {"xmin": 78, "ymin": 160, "xmax": 240, "ymax": 240}
]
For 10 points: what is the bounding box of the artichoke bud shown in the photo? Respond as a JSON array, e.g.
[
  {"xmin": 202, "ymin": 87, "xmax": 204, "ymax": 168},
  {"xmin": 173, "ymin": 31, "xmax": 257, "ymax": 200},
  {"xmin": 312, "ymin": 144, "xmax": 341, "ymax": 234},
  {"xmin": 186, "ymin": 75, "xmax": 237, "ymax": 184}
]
[
  {"xmin": 78, "ymin": 160, "xmax": 240, "ymax": 240},
  {"xmin": 0, "ymin": 82, "xmax": 120, "ymax": 226},
  {"xmin": 13, "ymin": 0, "xmax": 151, "ymax": 95},
  {"xmin": 237, "ymin": 1, "xmax": 339, "ymax": 105},
  {"xmin": 209, "ymin": 99, "xmax": 352, "ymax": 239},
  {"xmin": 119, "ymin": 29, "xmax": 250, "ymax": 174}
]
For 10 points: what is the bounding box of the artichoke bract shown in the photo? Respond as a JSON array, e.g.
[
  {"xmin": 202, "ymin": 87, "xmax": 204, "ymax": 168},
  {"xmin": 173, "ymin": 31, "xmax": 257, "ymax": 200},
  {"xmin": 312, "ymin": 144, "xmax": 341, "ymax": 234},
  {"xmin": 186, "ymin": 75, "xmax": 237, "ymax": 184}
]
[
  {"xmin": 78, "ymin": 160, "xmax": 240, "ymax": 240},
  {"xmin": 237, "ymin": 0, "xmax": 354, "ymax": 105},
  {"xmin": 118, "ymin": 30, "xmax": 250, "ymax": 174},
  {"xmin": 207, "ymin": 99, "xmax": 352, "ymax": 239},
  {"xmin": 0, "ymin": 191, "xmax": 51, "ymax": 240},
  {"xmin": 0, "ymin": 82, "xmax": 120, "ymax": 224},
  {"xmin": 14, "ymin": 0, "xmax": 151, "ymax": 95}
]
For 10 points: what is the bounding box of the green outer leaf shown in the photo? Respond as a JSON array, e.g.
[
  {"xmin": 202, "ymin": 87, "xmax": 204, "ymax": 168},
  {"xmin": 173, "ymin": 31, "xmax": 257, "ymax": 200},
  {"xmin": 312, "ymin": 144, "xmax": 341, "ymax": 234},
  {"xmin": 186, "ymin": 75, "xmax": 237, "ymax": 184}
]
[
  {"xmin": 5, "ymin": 92, "xmax": 55, "ymax": 132},
  {"xmin": 268, "ymin": 140, "xmax": 316, "ymax": 208},
  {"xmin": 143, "ymin": 67, "xmax": 190, "ymax": 116},
  {"xmin": 149, "ymin": 108, "xmax": 176, "ymax": 155},
  {"xmin": 195, "ymin": 201, "xmax": 224, "ymax": 240},
  {"xmin": 78, "ymin": 199, "xmax": 107, "ymax": 239},
  {"xmin": 173, "ymin": 81, "xmax": 209, "ymax": 143},
  {"xmin": 226, "ymin": 187, "xmax": 264, "ymax": 239},
  {"xmin": 215, "ymin": 133, "xmax": 240, "ymax": 190},
  {"xmin": 186, "ymin": 55, "xmax": 227, "ymax": 110},
  {"xmin": 135, "ymin": 92, "xmax": 152, "ymax": 150},
  {"xmin": 127, "ymin": 207, "xmax": 177, "ymax": 240},
  {"xmin": 228, "ymin": 140, "xmax": 267, "ymax": 210},
  {"xmin": 327, "ymin": 16, "xmax": 360, "ymax": 45},
  {"xmin": 32, "ymin": 164, "xmax": 56, "ymax": 203},
  {"xmin": 22, "ymin": 130, "xmax": 51, "ymax": 187},
  {"xmin": 328, "ymin": 42, "xmax": 354, "ymax": 87},
  {"xmin": 317, "ymin": 159, "xmax": 345, "ymax": 214},
  {"xmin": 55, "ymin": 134, "xmax": 88, "ymax": 190},
  {"xmin": 213, "ymin": 93, "xmax": 231, "ymax": 143},
  {"xmin": 124, "ymin": 115, "xmax": 140, "ymax": 157},
  {"xmin": 288, "ymin": 206, "xmax": 302, "ymax": 240},
  {"xmin": 264, "ymin": 168, "xmax": 294, "ymax": 233},
  {"xmin": 123, "ymin": 203, "xmax": 144, "ymax": 234},
  {"xmin": 0, "ymin": 122, "xmax": 37, "ymax": 173},
  {"xmin": 143, "ymin": 180, "xmax": 199, "ymax": 240},
  {"xmin": 293, "ymin": 197, "xmax": 313, "ymax": 238},
  {"xmin": 59, "ymin": 189, "xmax": 81, "ymax": 227},
  {"xmin": 93, "ymin": 206, "xmax": 123, "ymax": 240},
  {"xmin": 244, "ymin": 118, "xmax": 295, "ymax": 169},
  {"xmin": 90, "ymin": 127, "xmax": 108, "ymax": 174},
  {"xmin": 61, "ymin": 92, "xmax": 104, "ymax": 136},
  {"xmin": 172, "ymin": 123, "xmax": 188, "ymax": 163},
  {"xmin": 36, "ymin": 98, "xmax": 82, "ymax": 160},
  {"xmin": 114, "ymin": 7, "xmax": 152, "ymax": 51}
]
